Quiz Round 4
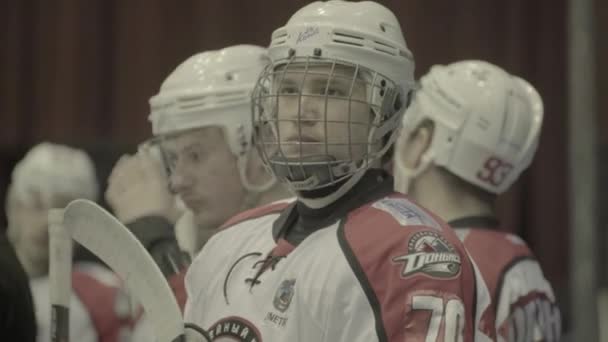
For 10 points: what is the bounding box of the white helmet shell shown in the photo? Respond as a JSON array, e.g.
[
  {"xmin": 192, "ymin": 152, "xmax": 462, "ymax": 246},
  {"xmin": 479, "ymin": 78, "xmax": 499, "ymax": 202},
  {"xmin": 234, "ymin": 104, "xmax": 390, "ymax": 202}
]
[
  {"xmin": 10, "ymin": 142, "xmax": 98, "ymax": 203},
  {"xmin": 397, "ymin": 60, "xmax": 543, "ymax": 194},
  {"xmin": 268, "ymin": 0, "xmax": 415, "ymax": 97},
  {"xmin": 149, "ymin": 44, "xmax": 269, "ymax": 157}
]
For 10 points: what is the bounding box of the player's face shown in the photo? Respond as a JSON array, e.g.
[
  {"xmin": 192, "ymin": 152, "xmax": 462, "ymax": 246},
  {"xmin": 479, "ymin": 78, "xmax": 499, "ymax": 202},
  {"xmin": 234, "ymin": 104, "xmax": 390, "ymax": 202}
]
[
  {"xmin": 268, "ymin": 64, "xmax": 375, "ymax": 163},
  {"xmin": 161, "ymin": 127, "xmax": 247, "ymax": 229},
  {"xmin": 8, "ymin": 191, "xmax": 71, "ymax": 270}
]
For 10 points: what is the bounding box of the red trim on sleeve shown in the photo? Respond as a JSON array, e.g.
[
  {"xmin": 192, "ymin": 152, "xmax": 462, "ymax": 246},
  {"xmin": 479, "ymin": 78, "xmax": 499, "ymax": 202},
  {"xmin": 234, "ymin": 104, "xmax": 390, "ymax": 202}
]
[{"xmin": 71, "ymin": 271, "xmax": 133, "ymax": 342}]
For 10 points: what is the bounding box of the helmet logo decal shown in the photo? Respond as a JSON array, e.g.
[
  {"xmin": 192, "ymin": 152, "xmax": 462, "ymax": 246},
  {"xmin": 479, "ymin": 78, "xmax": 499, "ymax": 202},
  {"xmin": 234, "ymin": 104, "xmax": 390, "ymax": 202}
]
[{"xmin": 296, "ymin": 27, "xmax": 320, "ymax": 44}]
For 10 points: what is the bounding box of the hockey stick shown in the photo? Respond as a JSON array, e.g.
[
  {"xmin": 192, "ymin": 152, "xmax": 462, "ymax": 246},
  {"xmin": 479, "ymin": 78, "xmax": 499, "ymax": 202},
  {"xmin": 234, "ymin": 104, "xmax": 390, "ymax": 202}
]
[
  {"xmin": 61, "ymin": 199, "xmax": 185, "ymax": 342},
  {"xmin": 49, "ymin": 209, "xmax": 72, "ymax": 342}
]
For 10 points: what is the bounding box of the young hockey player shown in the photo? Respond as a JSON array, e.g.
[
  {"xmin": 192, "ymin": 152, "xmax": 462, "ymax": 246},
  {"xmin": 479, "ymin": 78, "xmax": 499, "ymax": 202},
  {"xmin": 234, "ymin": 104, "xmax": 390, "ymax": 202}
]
[
  {"xmin": 183, "ymin": 2, "xmax": 478, "ymax": 341},
  {"xmin": 394, "ymin": 60, "xmax": 561, "ymax": 341}
]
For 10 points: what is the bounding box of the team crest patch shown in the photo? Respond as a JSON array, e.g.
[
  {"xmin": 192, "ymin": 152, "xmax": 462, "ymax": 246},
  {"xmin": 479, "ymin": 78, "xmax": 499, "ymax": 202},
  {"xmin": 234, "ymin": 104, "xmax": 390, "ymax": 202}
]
[
  {"xmin": 273, "ymin": 279, "xmax": 296, "ymax": 313},
  {"xmin": 392, "ymin": 231, "xmax": 461, "ymax": 279},
  {"xmin": 372, "ymin": 198, "xmax": 442, "ymax": 230},
  {"xmin": 208, "ymin": 317, "xmax": 262, "ymax": 341}
]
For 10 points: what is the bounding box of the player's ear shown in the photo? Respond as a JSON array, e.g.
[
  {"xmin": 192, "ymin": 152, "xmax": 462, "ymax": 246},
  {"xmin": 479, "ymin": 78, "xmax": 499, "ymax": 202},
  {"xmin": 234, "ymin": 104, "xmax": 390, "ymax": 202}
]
[{"xmin": 403, "ymin": 119, "xmax": 434, "ymax": 169}]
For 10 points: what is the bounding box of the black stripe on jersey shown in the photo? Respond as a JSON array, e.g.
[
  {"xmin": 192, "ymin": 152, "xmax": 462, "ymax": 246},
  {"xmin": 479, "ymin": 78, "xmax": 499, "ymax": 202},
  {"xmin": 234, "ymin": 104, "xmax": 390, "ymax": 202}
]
[
  {"xmin": 448, "ymin": 216, "xmax": 500, "ymax": 229},
  {"xmin": 494, "ymin": 255, "xmax": 537, "ymax": 307},
  {"xmin": 471, "ymin": 256, "xmax": 478, "ymax": 333},
  {"xmin": 272, "ymin": 202, "xmax": 298, "ymax": 241},
  {"xmin": 337, "ymin": 221, "xmax": 389, "ymax": 342}
]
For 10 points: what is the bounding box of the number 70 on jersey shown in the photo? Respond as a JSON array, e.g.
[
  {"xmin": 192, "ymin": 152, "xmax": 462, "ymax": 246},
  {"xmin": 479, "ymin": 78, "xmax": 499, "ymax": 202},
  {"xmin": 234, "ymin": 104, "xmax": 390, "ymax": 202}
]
[{"xmin": 412, "ymin": 295, "xmax": 465, "ymax": 342}]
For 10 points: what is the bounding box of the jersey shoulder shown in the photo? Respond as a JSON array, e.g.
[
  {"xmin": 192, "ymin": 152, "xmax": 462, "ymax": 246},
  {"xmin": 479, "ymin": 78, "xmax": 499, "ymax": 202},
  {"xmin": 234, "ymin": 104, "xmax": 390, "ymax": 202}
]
[
  {"xmin": 219, "ymin": 197, "xmax": 295, "ymax": 231},
  {"xmin": 189, "ymin": 200, "xmax": 295, "ymax": 293},
  {"xmin": 462, "ymin": 229, "xmax": 534, "ymax": 269},
  {"xmin": 349, "ymin": 193, "xmax": 446, "ymax": 231},
  {"xmin": 340, "ymin": 192, "xmax": 467, "ymax": 280},
  {"xmin": 208, "ymin": 198, "xmax": 295, "ymax": 249},
  {"xmin": 459, "ymin": 228, "xmax": 542, "ymax": 323}
]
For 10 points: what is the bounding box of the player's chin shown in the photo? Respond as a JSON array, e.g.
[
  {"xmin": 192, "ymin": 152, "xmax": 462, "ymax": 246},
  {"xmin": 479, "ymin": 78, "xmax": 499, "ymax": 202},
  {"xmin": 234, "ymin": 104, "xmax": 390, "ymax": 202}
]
[
  {"xmin": 193, "ymin": 210, "xmax": 225, "ymax": 231},
  {"xmin": 186, "ymin": 201, "xmax": 209, "ymax": 217},
  {"xmin": 182, "ymin": 196, "xmax": 205, "ymax": 212}
]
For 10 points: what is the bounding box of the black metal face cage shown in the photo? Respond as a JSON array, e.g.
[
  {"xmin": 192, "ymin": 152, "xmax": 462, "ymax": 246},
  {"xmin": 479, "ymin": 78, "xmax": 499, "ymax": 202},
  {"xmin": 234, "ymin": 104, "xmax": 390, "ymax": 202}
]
[{"xmin": 251, "ymin": 56, "xmax": 405, "ymax": 191}]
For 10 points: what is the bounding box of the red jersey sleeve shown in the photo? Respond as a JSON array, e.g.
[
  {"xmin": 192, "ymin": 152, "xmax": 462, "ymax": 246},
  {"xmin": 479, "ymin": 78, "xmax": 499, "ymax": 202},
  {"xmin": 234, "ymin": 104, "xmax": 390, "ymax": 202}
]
[{"xmin": 336, "ymin": 196, "xmax": 477, "ymax": 342}]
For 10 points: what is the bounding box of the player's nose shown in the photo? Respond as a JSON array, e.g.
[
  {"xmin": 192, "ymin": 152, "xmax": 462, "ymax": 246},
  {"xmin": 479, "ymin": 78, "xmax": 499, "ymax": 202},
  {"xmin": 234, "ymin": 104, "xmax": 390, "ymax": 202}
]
[
  {"xmin": 297, "ymin": 95, "xmax": 321, "ymax": 126},
  {"xmin": 169, "ymin": 170, "xmax": 193, "ymax": 194}
]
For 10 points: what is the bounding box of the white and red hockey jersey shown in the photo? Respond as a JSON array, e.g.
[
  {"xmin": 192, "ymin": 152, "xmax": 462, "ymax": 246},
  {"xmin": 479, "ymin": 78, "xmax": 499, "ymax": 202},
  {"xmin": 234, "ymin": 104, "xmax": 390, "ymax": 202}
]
[
  {"xmin": 185, "ymin": 177, "xmax": 478, "ymax": 342},
  {"xmin": 30, "ymin": 262, "xmax": 135, "ymax": 342},
  {"xmin": 450, "ymin": 217, "xmax": 561, "ymax": 342}
]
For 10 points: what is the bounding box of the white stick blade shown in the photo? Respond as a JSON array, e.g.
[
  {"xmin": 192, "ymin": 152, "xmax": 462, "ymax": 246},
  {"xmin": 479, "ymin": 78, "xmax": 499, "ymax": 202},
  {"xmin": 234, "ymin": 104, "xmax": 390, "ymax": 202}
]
[{"xmin": 63, "ymin": 199, "xmax": 184, "ymax": 342}]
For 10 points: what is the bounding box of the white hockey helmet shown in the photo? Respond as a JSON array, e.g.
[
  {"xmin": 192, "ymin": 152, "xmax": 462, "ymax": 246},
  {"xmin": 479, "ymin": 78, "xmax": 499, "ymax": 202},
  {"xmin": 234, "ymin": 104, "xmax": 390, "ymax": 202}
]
[
  {"xmin": 147, "ymin": 44, "xmax": 272, "ymax": 191},
  {"xmin": 394, "ymin": 60, "xmax": 543, "ymax": 194},
  {"xmin": 252, "ymin": 0, "xmax": 415, "ymax": 206},
  {"xmin": 9, "ymin": 142, "xmax": 99, "ymax": 204}
]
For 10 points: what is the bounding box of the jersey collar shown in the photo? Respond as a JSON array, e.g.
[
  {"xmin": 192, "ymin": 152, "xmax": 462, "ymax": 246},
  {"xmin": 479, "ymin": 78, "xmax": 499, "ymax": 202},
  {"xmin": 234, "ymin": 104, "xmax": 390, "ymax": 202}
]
[
  {"xmin": 272, "ymin": 169, "xmax": 394, "ymax": 245},
  {"xmin": 448, "ymin": 216, "xmax": 500, "ymax": 229}
]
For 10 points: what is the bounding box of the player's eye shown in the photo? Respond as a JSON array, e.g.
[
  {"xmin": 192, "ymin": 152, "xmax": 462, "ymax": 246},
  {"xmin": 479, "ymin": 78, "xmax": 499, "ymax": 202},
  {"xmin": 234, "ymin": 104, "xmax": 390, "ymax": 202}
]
[
  {"xmin": 185, "ymin": 150, "xmax": 203, "ymax": 164},
  {"xmin": 278, "ymin": 86, "xmax": 299, "ymax": 95},
  {"xmin": 325, "ymin": 87, "xmax": 346, "ymax": 97},
  {"xmin": 165, "ymin": 152, "xmax": 178, "ymax": 169}
]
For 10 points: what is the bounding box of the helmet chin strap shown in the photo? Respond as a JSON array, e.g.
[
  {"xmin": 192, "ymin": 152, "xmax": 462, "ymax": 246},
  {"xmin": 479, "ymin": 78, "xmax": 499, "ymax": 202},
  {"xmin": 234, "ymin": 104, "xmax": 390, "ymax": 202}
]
[
  {"xmin": 393, "ymin": 149, "xmax": 434, "ymax": 194},
  {"xmin": 297, "ymin": 168, "xmax": 367, "ymax": 209},
  {"xmin": 268, "ymin": 154, "xmax": 363, "ymax": 209},
  {"xmin": 236, "ymin": 153, "xmax": 277, "ymax": 193}
]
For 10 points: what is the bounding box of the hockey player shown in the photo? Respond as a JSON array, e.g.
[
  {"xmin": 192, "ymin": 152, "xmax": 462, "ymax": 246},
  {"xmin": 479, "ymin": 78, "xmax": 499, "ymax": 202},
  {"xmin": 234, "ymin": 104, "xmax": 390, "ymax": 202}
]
[
  {"xmin": 105, "ymin": 45, "xmax": 289, "ymax": 260},
  {"xmin": 183, "ymin": 2, "xmax": 478, "ymax": 341},
  {"xmin": 6, "ymin": 142, "xmax": 134, "ymax": 342},
  {"xmin": 105, "ymin": 46, "xmax": 290, "ymax": 341},
  {"xmin": 393, "ymin": 60, "xmax": 561, "ymax": 341}
]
